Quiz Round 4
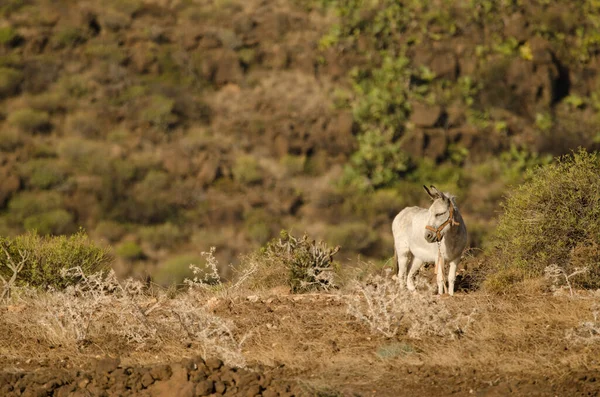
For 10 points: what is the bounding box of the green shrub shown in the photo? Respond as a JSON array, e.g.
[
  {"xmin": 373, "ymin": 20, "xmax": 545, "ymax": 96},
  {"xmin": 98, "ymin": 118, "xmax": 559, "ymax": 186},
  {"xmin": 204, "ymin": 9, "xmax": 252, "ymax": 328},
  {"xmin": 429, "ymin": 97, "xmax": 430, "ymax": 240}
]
[
  {"xmin": 232, "ymin": 155, "xmax": 263, "ymax": 185},
  {"xmin": 27, "ymin": 92, "xmax": 66, "ymax": 113},
  {"xmin": 19, "ymin": 159, "xmax": 67, "ymax": 189},
  {"xmin": 7, "ymin": 108, "xmax": 51, "ymax": 133},
  {"xmin": 66, "ymin": 111, "xmax": 100, "ymax": 138},
  {"xmin": 0, "ymin": 67, "xmax": 23, "ymax": 98},
  {"xmin": 0, "ymin": 26, "xmax": 17, "ymax": 45},
  {"xmin": 94, "ymin": 220, "xmax": 127, "ymax": 242},
  {"xmin": 115, "ymin": 241, "xmax": 144, "ymax": 261},
  {"xmin": 139, "ymin": 222, "xmax": 184, "ymax": 250},
  {"xmin": 140, "ymin": 94, "xmax": 178, "ymax": 130},
  {"xmin": 0, "ymin": 129, "xmax": 22, "ymax": 151},
  {"xmin": 7, "ymin": 191, "xmax": 64, "ymax": 227},
  {"xmin": 51, "ymin": 26, "xmax": 87, "ymax": 49},
  {"xmin": 153, "ymin": 253, "xmax": 202, "ymax": 286},
  {"xmin": 326, "ymin": 222, "xmax": 378, "ymax": 254},
  {"xmin": 23, "ymin": 209, "xmax": 75, "ymax": 235},
  {"xmin": 342, "ymin": 129, "xmax": 409, "ymax": 190},
  {"xmin": 485, "ymin": 149, "xmax": 600, "ymax": 290},
  {"xmin": 57, "ymin": 138, "xmax": 110, "ymax": 175},
  {"xmin": 0, "ymin": 231, "xmax": 112, "ymax": 289}
]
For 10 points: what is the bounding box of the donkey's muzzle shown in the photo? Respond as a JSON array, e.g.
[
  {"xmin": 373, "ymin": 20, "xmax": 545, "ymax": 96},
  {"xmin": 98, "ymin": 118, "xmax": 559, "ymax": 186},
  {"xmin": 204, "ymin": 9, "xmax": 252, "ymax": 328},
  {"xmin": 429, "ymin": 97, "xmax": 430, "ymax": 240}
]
[{"xmin": 424, "ymin": 230, "xmax": 438, "ymax": 243}]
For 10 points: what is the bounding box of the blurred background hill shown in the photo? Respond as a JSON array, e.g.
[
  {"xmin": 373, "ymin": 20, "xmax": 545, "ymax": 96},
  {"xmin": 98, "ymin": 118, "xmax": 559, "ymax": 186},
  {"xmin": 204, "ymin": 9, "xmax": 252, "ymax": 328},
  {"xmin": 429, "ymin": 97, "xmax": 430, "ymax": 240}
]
[{"xmin": 1, "ymin": 0, "xmax": 599, "ymax": 282}]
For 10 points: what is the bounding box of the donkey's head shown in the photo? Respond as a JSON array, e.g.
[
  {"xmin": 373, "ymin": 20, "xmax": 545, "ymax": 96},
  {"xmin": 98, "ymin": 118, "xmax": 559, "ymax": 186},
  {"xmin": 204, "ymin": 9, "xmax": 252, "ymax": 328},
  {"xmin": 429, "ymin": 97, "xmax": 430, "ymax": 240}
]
[{"xmin": 423, "ymin": 185, "xmax": 459, "ymax": 243}]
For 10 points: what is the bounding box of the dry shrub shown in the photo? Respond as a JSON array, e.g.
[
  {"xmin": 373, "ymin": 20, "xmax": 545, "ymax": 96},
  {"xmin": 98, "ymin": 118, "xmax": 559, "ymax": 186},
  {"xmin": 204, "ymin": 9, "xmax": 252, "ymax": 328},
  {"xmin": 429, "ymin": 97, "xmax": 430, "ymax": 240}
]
[
  {"xmin": 485, "ymin": 149, "xmax": 600, "ymax": 291},
  {"xmin": 345, "ymin": 272, "xmax": 476, "ymax": 339},
  {"xmin": 5, "ymin": 259, "xmax": 248, "ymax": 367},
  {"xmin": 565, "ymin": 300, "xmax": 600, "ymax": 345}
]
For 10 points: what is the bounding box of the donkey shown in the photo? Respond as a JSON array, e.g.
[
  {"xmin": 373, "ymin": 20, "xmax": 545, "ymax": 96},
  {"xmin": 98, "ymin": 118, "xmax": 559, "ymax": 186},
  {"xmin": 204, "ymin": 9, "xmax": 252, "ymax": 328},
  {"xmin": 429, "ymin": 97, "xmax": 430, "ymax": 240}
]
[{"xmin": 392, "ymin": 185, "xmax": 467, "ymax": 295}]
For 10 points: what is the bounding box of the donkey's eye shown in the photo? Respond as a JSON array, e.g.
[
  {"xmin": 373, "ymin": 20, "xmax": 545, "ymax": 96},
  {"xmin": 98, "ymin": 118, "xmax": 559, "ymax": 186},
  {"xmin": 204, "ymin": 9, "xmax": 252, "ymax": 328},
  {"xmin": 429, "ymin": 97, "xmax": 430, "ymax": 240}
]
[{"xmin": 435, "ymin": 212, "xmax": 445, "ymax": 217}]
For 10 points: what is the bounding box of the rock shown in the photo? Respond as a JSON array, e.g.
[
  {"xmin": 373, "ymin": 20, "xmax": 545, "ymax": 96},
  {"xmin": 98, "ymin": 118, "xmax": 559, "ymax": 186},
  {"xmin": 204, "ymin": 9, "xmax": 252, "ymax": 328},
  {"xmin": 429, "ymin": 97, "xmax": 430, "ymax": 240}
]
[
  {"xmin": 429, "ymin": 50, "xmax": 458, "ymax": 80},
  {"xmin": 203, "ymin": 49, "xmax": 243, "ymax": 86},
  {"xmin": 141, "ymin": 372, "xmax": 155, "ymax": 388},
  {"xmin": 214, "ymin": 380, "xmax": 226, "ymax": 394},
  {"xmin": 399, "ymin": 129, "xmax": 425, "ymax": 157},
  {"xmin": 149, "ymin": 365, "xmax": 172, "ymax": 381},
  {"xmin": 0, "ymin": 168, "xmax": 20, "ymax": 208},
  {"xmin": 95, "ymin": 358, "xmax": 120, "ymax": 375},
  {"xmin": 423, "ymin": 128, "xmax": 447, "ymax": 161},
  {"xmin": 503, "ymin": 13, "xmax": 529, "ymax": 42},
  {"xmin": 195, "ymin": 379, "xmax": 214, "ymax": 395},
  {"xmin": 205, "ymin": 358, "xmax": 223, "ymax": 371},
  {"xmin": 446, "ymin": 105, "xmax": 465, "ymax": 127},
  {"xmin": 410, "ymin": 102, "xmax": 444, "ymax": 128}
]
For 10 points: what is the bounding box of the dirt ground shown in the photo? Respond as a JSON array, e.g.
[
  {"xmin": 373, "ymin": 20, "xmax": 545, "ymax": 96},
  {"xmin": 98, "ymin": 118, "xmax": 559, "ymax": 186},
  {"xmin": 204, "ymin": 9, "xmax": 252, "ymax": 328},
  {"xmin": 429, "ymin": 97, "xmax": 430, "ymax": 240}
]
[{"xmin": 2, "ymin": 287, "xmax": 600, "ymax": 396}]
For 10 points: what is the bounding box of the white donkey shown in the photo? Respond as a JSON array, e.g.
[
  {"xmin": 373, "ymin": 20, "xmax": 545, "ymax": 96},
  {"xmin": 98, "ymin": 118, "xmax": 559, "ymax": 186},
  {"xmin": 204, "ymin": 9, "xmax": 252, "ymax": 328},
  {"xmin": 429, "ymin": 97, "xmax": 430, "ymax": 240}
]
[{"xmin": 392, "ymin": 185, "xmax": 467, "ymax": 295}]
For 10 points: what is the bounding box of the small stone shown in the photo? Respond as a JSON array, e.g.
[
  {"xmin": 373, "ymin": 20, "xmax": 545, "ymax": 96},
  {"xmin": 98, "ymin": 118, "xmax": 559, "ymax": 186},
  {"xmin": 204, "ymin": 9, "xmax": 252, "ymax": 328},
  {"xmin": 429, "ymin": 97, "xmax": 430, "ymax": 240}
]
[
  {"xmin": 205, "ymin": 358, "xmax": 223, "ymax": 371},
  {"xmin": 195, "ymin": 380, "xmax": 214, "ymax": 396},
  {"xmin": 214, "ymin": 380, "xmax": 226, "ymax": 394}
]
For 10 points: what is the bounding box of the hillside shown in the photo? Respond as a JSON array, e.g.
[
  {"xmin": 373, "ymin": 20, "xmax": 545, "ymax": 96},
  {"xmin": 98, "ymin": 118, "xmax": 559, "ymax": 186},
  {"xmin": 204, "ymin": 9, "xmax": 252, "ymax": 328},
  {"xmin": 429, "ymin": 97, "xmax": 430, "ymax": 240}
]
[{"xmin": 1, "ymin": 0, "xmax": 600, "ymax": 282}]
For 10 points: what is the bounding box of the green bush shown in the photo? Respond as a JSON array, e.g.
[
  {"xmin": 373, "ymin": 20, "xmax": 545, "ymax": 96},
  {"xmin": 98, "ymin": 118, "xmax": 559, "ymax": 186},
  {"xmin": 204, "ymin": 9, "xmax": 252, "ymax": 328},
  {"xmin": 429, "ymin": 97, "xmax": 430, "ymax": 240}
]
[
  {"xmin": 0, "ymin": 67, "xmax": 23, "ymax": 98},
  {"xmin": 0, "ymin": 129, "xmax": 22, "ymax": 151},
  {"xmin": 140, "ymin": 94, "xmax": 178, "ymax": 130},
  {"xmin": 27, "ymin": 91, "xmax": 66, "ymax": 113},
  {"xmin": 51, "ymin": 26, "xmax": 87, "ymax": 49},
  {"xmin": 7, "ymin": 108, "xmax": 51, "ymax": 133},
  {"xmin": 232, "ymin": 155, "xmax": 263, "ymax": 185},
  {"xmin": 7, "ymin": 191, "xmax": 65, "ymax": 227},
  {"xmin": 0, "ymin": 231, "xmax": 112, "ymax": 289},
  {"xmin": 139, "ymin": 222, "xmax": 184, "ymax": 250},
  {"xmin": 23, "ymin": 209, "xmax": 75, "ymax": 235},
  {"xmin": 153, "ymin": 253, "xmax": 202, "ymax": 286},
  {"xmin": 326, "ymin": 222, "xmax": 377, "ymax": 254},
  {"xmin": 485, "ymin": 149, "xmax": 600, "ymax": 290},
  {"xmin": 94, "ymin": 220, "xmax": 127, "ymax": 242},
  {"xmin": 0, "ymin": 26, "xmax": 17, "ymax": 45},
  {"xmin": 115, "ymin": 241, "xmax": 144, "ymax": 261},
  {"xmin": 19, "ymin": 159, "xmax": 67, "ymax": 189}
]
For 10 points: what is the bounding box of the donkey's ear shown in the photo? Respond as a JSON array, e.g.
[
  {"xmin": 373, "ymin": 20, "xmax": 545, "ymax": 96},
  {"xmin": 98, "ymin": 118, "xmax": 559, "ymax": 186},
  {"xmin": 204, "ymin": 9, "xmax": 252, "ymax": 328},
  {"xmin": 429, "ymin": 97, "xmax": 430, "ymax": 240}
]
[
  {"xmin": 429, "ymin": 185, "xmax": 447, "ymax": 200},
  {"xmin": 423, "ymin": 185, "xmax": 439, "ymax": 200}
]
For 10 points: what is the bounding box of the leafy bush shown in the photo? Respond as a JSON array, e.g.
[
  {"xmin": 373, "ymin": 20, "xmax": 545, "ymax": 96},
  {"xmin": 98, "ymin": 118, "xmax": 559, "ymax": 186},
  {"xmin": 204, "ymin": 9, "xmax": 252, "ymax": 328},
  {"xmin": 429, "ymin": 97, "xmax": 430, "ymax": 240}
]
[
  {"xmin": 23, "ymin": 209, "xmax": 75, "ymax": 235},
  {"xmin": 7, "ymin": 191, "xmax": 65, "ymax": 229},
  {"xmin": 0, "ymin": 129, "xmax": 22, "ymax": 151},
  {"xmin": 326, "ymin": 222, "xmax": 377, "ymax": 254},
  {"xmin": 0, "ymin": 231, "xmax": 112, "ymax": 289},
  {"xmin": 232, "ymin": 155, "xmax": 263, "ymax": 185},
  {"xmin": 7, "ymin": 108, "xmax": 51, "ymax": 133},
  {"xmin": 0, "ymin": 66, "xmax": 23, "ymax": 98},
  {"xmin": 485, "ymin": 149, "xmax": 600, "ymax": 291},
  {"xmin": 115, "ymin": 241, "xmax": 144, "ymax": 261},
  {"xmin": 94, "ymin": 220, "xmax": 127, "ymax": 242},
  {"xmin": 153, "ymin": 253, "xmax": 203, "ymax": 286},
  {"xmin": 139, "ymin": 222, "xmax": 184, "ymax": 250},
  {"xmin": 256, "ymin": 230, "xmax": 340, "ymax": 293},
  {"xmin": 19, "ymin": 159, "xmax": 67, "ymax": 189},
  {"xmin": 140, "ymin": 94, "xmax": 178, "ymax": 130}
]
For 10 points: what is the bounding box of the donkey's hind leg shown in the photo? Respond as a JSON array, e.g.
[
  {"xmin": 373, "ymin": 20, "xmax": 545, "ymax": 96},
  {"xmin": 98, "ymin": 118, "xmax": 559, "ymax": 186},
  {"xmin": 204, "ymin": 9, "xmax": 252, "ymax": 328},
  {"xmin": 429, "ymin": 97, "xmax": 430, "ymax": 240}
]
[
  {"xmin": 406, "ymin": 257, "xmax": 424, "ymax": 291},
  {"xmin": 394, "ymin": 248, "xmax": 410, "ymax": 288}
]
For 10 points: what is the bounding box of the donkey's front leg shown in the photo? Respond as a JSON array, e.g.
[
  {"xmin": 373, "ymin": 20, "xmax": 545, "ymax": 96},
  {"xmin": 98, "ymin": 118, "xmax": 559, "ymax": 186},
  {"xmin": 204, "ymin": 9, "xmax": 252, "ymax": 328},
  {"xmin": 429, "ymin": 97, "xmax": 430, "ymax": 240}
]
[
  {"xmin": 436, "ymin": 257, "xmax": 445, "ymax": 295},
  {"xmin": 447, "ymin": 260, "xmax": 459, "ymax": 296}
]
